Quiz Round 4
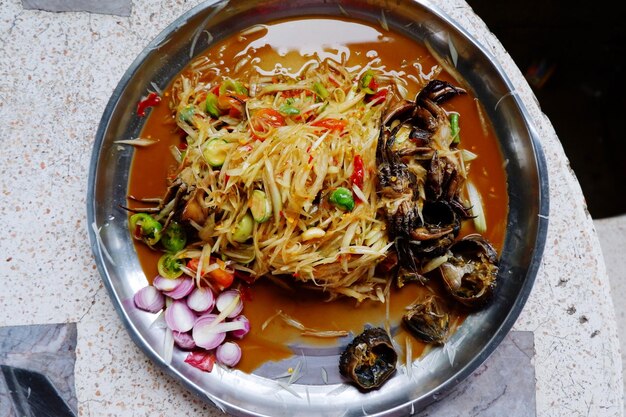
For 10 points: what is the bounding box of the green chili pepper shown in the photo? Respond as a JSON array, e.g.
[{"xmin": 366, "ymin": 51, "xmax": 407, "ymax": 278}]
[
  {"xmin": 129, "ymin": 213, "xmax": 163, "ymax": 246},
  {"xmin": 359, "ymin": 70, "xmax": 376, "ymax": 94},
  {"xmin": 329, "ymin": 187, "xmax": 355, "ymax": 211},
  {"xmin": 179, "ymin": 105, "xmax": 195, "ymax": 124},
  {"xmin": 313, "ymin": 81, "xmax": 329, "ymax": 99},
  {"xmin": 161, "ymin": 221, "xmax": 187, "ymax": 253},
  {"xmin": 219, "ymin": 78, "xmax": 248, "ymax": 96},
  {"xmin": 157, "ymin": 253, "xmax": 183, "ymax": 279},
  {"xmin": 279, "ymin": 103, "xmax": 300, "ymax": 115},
  {"xmin": 450, "ymin": 113, "xmax": 460, "ymax": 145},
  {"xmin": 205, "ymin": 92, "xmax": 220, "ymax": 118}
]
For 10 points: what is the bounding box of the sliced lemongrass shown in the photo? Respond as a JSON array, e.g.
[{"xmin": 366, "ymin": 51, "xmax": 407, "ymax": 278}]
[
  {"xmin": 466, "ymin": 181, "xmax": 487, "ymax": 233},
  {"xmin": 278, "ymin": 311, "xmax": 348, "ymax": 338},
  {"xmin": 352, "ymin": 184, "xmax": 368, "ymax": 204},
  {"xmin": 193, "ymin": 315, "xmax": 246, "ymax": 350},
  {"xmin": 114, "ymin": 138, "xmax": 158, "ymax": 147},
  {"xmin": 192, "ymin": 314, "xmax": 225, "ymax": 349},
  {"xmin": 448, "ymin": 37, "xmax": 458, "ymax": 67},
  {"xmin": 321, "ymin": 367, "xmax": 328, "ymax": 384},
  {"xmin": 240, "ymin": 24, "xmax": 268, "ymax": 37},
  {"xmin": 405, "ymin": 337, "xmax": 413, "ymax": 379},
  {"xmin": 461, "ymin": 149, "xmax": 478, "ymax": 162},
  {"xmin": 288, "ymin": 361, "xmax": 302, "ymax": 385},
  {"xmin": 300, "ymin": 329, "xmax": 349, "ymax": 338},
  {"xmin": 149, "ymin": 311, "xmax": 167, "ymax": 330},
  {"xmin": 261, "ymin": 309, "xmax": 282, "ymax": 331},
  {"xmin": 91, "ymin": 222, "xmax": 115, "ymax": 265},
  {"xmin": 163, "ymin": 328, "xmax": 174, "ymax": 364},
  {"xmin": 375, "ymin": 286, "xmax": 385, "ymax": 303},
  {"xmin": 421, "ymin": 255, "xmax": 449, "ymax": 274},
  {"xmin": 198, "ymin": 293, "xmax": 241, "ymax": 333},
  {"xmin": 278, "ymin": 311, "xmax": 305, "ymax": 330},
  {"xmin": 275, "ymin": 381, "xmax": 302, "ymax": 398},
  {"xmin": 379, "ymin": 10, "xmax": 389, "ymax": 31},
  {"xmin": 150, "ymin": 81, "xmax": 163, "ymax": 95}
]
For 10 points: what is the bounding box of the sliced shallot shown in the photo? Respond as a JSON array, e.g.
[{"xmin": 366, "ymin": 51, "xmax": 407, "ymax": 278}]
[
  {"xmin": 216, "ymin": 290, "xmax": 243, "ymax": 318},
  {"xmin": 165, "ymin": 300, "xmax": 195, "ymax": 332},
  {"xmin": 187, "ymin": 287, "xmax": 215, "ymax": 313},
  {"xmin": 172, "ymin": 331, "xmax": 196, "ymax": 350},
  {"xmin": 230, "ymin": 315, "xmax": 250, "ymax": 339},
  {"xmin": 163, "ymin": 277, "xmax": 194, "ymax": 300},
  {"xmin": 133, "ymin": 286, "xmax": 165, "ymax": 313},
  {"xmin": 153, "ymin": 275, "xmax": 183, "ymax": 292},
  {"xmin": 193, "ymin": 314, "xmax": 246, "ymax": 350},
  {"xmin": 216, "ymin": 342, "xmax": 242, "ymax": 367}
]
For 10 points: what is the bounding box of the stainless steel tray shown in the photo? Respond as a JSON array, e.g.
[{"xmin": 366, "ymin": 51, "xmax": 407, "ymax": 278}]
[{"xmin": 87, "ymin": 1, "xmax": 549, "ymax": 415}]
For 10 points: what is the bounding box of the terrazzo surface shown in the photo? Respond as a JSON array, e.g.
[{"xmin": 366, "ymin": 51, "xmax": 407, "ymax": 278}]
[
  {"xmin": 0, "ymin": 0, "xmax": 622, "ymax": 415},
  {"xmin": 595, "ymin": 215, "xmax": 626, "ymax": 407}
]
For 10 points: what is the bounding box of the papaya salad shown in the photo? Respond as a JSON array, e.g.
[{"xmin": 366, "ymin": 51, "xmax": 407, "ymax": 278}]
[{"xmin": 125, "ymin": 49, "xmax": 500, "ymax": 386}]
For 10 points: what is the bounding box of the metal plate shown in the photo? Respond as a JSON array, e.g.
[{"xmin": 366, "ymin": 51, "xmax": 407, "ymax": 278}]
[{"xmin": 87, "ymin": 1, "xmax": 549, "ymax": 415}]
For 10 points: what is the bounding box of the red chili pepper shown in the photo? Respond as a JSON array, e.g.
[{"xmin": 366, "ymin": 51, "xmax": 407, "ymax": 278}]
[
  {"xmin": 368, "ymin": 77, "xmax": 379, "ymax": 92},
  {"xmin": 311, "ymin": 118, "xmax": 346, "ymax": 132},
  {"xmin": 351, "ymin": 154, "xmax": 365, "ymax": 203},
  {"xmin": 351, "ymin": 155, "xmax": 364, "ymax": 189},
  {"xmin": 186, "ymin": 258, "xmax": 234, "ymax": 290},
  {"xmin": 366, "ymin": 89, "xmax": 388, "ymax": 105},
  {"xmin": 136, "ymin": 92, "xmax": 161, "ymax": 117},
  {"xmin": 282, "ymin": 89, "xmax": 304, "ymax": 98},
  {"xmin": 250, "ymin": 108, "xmax": 286, "ymax": 141},
  {"xmin": 178, "ymin": 142, "xmax": 188, "ymax": 150},
  {"xmin": 185, "ymin": 351, "xmax": 215, "ymax": 372}
]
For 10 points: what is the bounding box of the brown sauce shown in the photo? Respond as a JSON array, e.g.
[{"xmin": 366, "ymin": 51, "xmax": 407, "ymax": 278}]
[{"xmin": 128, "ymin": 17, "xmax": 508, "ymax": 374}]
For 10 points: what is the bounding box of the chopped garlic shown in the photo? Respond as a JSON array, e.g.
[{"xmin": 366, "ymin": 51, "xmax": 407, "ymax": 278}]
[{"xmin": 301, "ymin": 227, "xmax": 326, "ymax": 241}]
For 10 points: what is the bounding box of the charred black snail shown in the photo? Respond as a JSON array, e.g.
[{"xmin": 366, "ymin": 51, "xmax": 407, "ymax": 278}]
[
  {"xmin": 339, "ymin": 327, "xmax": 397, "ymax": 391},
  {"xmin": 403, "ymin": 295, "xmax": 450, "ymax": 344},
  {"xmin": 439, "ymin": 234, "xmax": 499, "ymax": 308}
]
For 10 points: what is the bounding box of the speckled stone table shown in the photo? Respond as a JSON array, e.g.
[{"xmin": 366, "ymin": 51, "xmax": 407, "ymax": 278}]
[{"xmin": 0, "ymin": 0, "xmax": 622, "ymax": 416}]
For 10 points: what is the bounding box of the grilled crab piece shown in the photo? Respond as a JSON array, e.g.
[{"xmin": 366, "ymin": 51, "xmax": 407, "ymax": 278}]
[
  {"xmin": 375, "ymin": 80, "xmax": 468, "ymax": 280},
  {"xmin": 411, "ymin": 200, "xmax": 460, "ymax": 258}
]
